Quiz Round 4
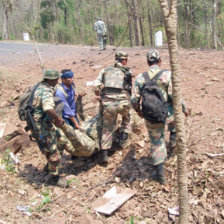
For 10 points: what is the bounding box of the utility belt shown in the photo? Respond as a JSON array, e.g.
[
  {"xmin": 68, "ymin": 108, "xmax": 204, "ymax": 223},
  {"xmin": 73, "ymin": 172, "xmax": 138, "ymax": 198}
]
[{"xmin": 101, "ymin": 87, "xmax": 130, "ymax": 96}]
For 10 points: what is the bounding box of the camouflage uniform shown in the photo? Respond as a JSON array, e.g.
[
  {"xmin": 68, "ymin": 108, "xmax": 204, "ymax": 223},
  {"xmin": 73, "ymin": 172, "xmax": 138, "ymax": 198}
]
[
  {"xmin": 131, "ymin": 51, "xmax": 187, "ymax": 166},
  {"xmin": 94, "ymin": 18, "xmax": 107, "ymax": 50},
  {"xmin": 32, "ymin": 79, "xmax": 64, "ymax": 175},
  {"xmin": 31, "ymin": 70, "xmax": 79, "ymax": 174},
  {"xmin": 132, "ymin": 65, "xmax": 172, "ymax": 165},
  {"xmin": 94, "ymin": 52, "xmax": 131, "ymax": 150}
]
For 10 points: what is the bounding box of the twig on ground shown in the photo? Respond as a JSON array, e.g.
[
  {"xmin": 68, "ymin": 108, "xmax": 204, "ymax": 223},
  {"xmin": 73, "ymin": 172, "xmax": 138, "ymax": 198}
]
[{"xmin": 85, "ymin": 170, "xmax": 121, "ymax": 197}]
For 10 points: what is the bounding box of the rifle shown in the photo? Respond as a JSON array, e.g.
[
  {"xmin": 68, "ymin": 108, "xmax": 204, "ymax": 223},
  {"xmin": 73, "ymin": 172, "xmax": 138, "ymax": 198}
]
[
  {"xmin": 25, "ymin": 109, "xmax": 45, "ymax": 152},
  {"xmin": 22, "ymin": 82, "xmax": 45, "ymax": 152},
  {"xmin": 121, "ymin": 67, "xmax": 132, "ymax": 95}
]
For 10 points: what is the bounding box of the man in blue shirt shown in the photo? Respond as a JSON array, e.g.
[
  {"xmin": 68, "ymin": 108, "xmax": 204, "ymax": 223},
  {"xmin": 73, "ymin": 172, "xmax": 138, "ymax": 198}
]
[{"xmin": 55, "ymin": 69, "xmax": 80, "ymax": 129}]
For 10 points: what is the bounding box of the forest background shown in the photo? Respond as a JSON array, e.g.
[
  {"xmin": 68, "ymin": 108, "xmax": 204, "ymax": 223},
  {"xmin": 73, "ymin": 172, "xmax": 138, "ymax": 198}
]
[{"xmin": 0, "ymin": 0, "xmax": 223, "ymax": 49}]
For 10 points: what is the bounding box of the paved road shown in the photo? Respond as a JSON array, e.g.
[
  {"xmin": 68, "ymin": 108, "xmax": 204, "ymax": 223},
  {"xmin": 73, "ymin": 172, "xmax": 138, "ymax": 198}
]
[{"xmin": 0, "ymin": 41, "xmax": 94, "ymax": 67}]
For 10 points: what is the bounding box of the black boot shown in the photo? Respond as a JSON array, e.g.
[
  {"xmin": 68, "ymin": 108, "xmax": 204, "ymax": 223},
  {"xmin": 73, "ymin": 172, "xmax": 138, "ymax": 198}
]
[
  {"xmin": 119, "ymin": 132, "xmax": 129, "ymax": 148},
  {"xmin": 71, "ymin": 155, "xmax": 78, "ymax": 160},
  {"xmin": 47, "ymin": 174, "xmax": 68, "ymax": 188},
  {"xmin": 168, "ymin": 131, "xmax": 176, "ymax": 158},
  {"xmin": 151, "ymin": 163, "xmax": 166, "ymax": 185},
  {"xmin": 98, "ymin": 150, "xmax": 109, "ymax": 165}
]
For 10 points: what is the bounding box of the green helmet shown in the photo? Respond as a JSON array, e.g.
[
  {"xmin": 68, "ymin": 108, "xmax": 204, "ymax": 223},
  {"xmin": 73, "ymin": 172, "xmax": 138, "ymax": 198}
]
[
  {"xmin": 115, "ymin": 51, "xmax": 128, "ymax": 61},
  {"xmin": 43, "ymin": 69, "xmax": 60, "ymax": 80}
]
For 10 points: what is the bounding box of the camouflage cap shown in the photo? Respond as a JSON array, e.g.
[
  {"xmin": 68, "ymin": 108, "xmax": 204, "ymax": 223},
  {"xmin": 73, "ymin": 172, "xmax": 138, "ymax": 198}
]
[
  {"xmin": 115, "ymin": 51, "xmax": 128, "ymax": 60},
  {"xmin": 43, "ymin": 69, "xmax": 60, "ymax": 80},
  {"xmin": 147, "ymin": 49, "xmax": 160, "ymax": 62}
]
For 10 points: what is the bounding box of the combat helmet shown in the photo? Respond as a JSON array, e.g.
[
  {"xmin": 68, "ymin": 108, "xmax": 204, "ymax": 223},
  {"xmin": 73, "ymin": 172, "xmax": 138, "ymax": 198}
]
[
  {"xmin": 115, "ymin": 51, "xmax": 128, "ymax": 61},
  {"xmin": 146, "ymin": 49, "xmax": 160, "ymax": 62},
  {"xmin": 43, "ymin": 69, "xmax": 60, "ymax": 80}
]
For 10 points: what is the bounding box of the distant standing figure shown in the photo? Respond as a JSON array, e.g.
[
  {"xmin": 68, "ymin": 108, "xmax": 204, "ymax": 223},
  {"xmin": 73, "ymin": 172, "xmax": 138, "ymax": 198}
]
[{"xmin": 94, "ymin": 17, "xmax": 107, "ymax": 50}]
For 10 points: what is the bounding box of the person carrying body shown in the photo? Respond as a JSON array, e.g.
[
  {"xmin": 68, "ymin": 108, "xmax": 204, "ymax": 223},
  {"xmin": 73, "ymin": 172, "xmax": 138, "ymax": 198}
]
[{"xmin": 94, "ymin": 51, "xmax": 132, "ymax": 164}]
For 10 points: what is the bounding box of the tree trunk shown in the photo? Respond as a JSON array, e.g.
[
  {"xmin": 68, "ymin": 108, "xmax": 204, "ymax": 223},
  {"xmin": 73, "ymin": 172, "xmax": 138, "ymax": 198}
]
[
  {"xmin": 212, "ymin": 0, "xmax": 217, "ymax": 49},
  {"xmin": 103, "ymin": 0, "xmax": 113, "ymax": 45},
  {"xmin": 183, "ymin": 0, "xmax": 190, "ymax": 48},
  {"xmin": 139, "ymin": 17, "xmax": 144, "ymax": 46},
  {"xmin": 147, "ymin": 0, "xmax": 153, "ymax": 47},
  {"xmin": 2, "ymin": 2, "xmax": 9, "ymax": 40},
  {"xmin": 132, "ymin": 0, "xmax": 140, "ymax": 46},
  {"xmin": 158, "ymin": 0, "xmax": 189, "ymax": 223},
  {"xmin": 203, "ymin": 1, "xmax": 210, "ymax": 49},
  {"xmin": 125, "ymin": 1, "xmax": 133, "ymax": 47}
]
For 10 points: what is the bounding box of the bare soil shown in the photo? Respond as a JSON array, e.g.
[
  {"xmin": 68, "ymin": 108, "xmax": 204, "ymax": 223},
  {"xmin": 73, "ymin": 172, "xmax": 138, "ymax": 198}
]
[{"xmin": 0, "ymin": 43, "xmax": 224, "ymax": 224}]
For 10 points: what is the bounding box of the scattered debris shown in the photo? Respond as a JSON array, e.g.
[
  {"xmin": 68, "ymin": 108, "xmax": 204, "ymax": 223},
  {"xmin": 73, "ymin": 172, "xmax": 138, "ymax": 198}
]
[
  {"xmin": 9, "ymin": 152, "xmax": 20, "ymax": 164},
  {"xmin": 16, "ymin": 205, "xmax": 31, "ymax": 216},
  {"xmin": 205, "ymin": 152, "xmax": 224, "ymax": 158},
  {"xmin": 93, "ymin": 186, "xmax": 136, "ymax": 215},
  {"xmin": 168, "ymin": 206, "xmax": 179, "ymax": 216},
  {"xmin": 211, "ymin": 77, "xmax": 220, "ymax": 82},
  {"xmin": 86, "ymin": 80, "xmax": 96, "ymax": 86},
  {"xmin": 137, "ymin": 140, "xmax": 145, "ymax": 148},
  {"xmin": 0, "ymin": 123, "xmax": 6, "ymax": 138},
  {"xmin": 91, "ymin": 65, "xmax": 102, "ymax": 69}
]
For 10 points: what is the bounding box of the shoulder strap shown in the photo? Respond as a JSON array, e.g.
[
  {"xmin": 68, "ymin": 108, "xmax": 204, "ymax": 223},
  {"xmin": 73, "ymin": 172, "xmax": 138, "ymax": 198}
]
[
  {"xmin": 28, "ymin": 82, "xmax": 41, "ymax": 106},
  {"xmin": 151, "ymin": 70, "xmax": 166, "ymax": 83},
  {"xmin": 142, "ymin": 71, "xmax": 150, "ymax": 85}
]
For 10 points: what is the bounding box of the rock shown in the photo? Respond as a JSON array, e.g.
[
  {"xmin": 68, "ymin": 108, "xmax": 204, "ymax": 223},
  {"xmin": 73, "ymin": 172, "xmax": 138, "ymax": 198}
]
[
  {"xmin": 205, "ymin": 82, "xmax": 213, "ymax": 86},
  {"xmin": 212, "ymin": 77, "xmax": 220, "ymax": 81},
  {"xmin": 0, "ymin": 128, "xmax": 30, "ymax": 154},
  {"xmin": 2, "ymin": 123, "xmax": 18, "ymax": 137}
]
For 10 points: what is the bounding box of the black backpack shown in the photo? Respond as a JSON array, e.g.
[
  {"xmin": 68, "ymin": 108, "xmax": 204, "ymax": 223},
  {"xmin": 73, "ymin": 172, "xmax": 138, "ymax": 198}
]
[
  {"xmin": 18, "ymin": 83, "xmax": 40, "ymax": 121},
  {"xmin": 141, "ymin": 70, "xmax": 168, "ymax": 123}
]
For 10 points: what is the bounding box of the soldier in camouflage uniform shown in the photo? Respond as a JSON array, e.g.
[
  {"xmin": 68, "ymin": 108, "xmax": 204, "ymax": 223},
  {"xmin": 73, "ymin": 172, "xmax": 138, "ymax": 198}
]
[
  {"xmin": 131, "ymin": 50, "xmax": 188, "ymax": 184},
  {"xmin": 94, "ymin": 17, "xmax": 107, "ymax": 50},
  {"xmin": 32, "ymin": 69, "xmax": 73, "ymax": 187},
  {"xmin": 94, "ymin": 51, "xmax": 132, "ymax": 163}
]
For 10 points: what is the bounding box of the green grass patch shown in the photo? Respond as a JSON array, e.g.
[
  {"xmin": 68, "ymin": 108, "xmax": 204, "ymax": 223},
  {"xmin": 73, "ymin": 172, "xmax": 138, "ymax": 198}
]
[{"xmin": 0, "ymin": 149, "xmax": 16, "ymax": 173}]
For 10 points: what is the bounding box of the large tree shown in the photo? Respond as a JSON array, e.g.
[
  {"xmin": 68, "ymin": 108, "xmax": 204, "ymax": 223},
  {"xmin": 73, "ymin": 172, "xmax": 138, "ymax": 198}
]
[
  {"xmin": 1, "ymin": 0, "xmax": 17, "ymax": 39},
  {"xmin": 159, "ymin": 0, "xmax": 189, "ymax": 223}
]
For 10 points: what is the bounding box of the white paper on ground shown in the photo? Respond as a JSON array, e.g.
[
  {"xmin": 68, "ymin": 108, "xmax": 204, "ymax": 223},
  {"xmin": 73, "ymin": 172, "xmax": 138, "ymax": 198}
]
[
  {"xmin": 205, "ymin": 152, "xmax": 224, "ymax": 158},
  {"xmin": 86, "ymin": 81, "xmax": 96, "ymax": 86},
  {"xmin": 168, "ymin": 206, "xmax": 179, "ymax": 216},
  {"xmin": 92, "ymin": 186, "xmax": 136, "ymax": 215}
]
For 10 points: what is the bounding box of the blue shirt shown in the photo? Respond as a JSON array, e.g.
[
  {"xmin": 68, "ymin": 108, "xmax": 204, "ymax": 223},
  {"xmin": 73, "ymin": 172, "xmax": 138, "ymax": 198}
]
[{"xmin": 55, "ymin": 83, "xmax": 77, "ymax": 119}]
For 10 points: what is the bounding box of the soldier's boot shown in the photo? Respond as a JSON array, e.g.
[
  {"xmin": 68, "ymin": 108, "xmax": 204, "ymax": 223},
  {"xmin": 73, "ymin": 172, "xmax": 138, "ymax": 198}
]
[
  {"xmin": 98, "ymin": 150, "xmax": 109, "ymax": 165},
  {"xmin": 47, "ymin": 174, "xmax": 68, "ymax": 188},
  {"xmin": 167, "ymin": 131, "xmax": 176, "ymax": 158},
  {"xmin": 71, "ymin": 155, "xmax": 78, "ymax": 160},
  {"xmin": 43, "ymin": 164, "xmax": 49, "ymax": 174},
  {"xmin": 150, "ymin": 163, "xmax": 166, "ymax": 185},
  {"xmin": 119, "ymin": 132, "xmax": 129, "ymax": 148}
]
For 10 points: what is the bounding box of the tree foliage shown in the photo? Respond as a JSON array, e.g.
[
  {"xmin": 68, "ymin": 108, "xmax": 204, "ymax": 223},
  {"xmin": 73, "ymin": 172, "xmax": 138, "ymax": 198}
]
[{"xmin": 0, "ymin": 0, "xmax": 223, "ymax": 49}]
